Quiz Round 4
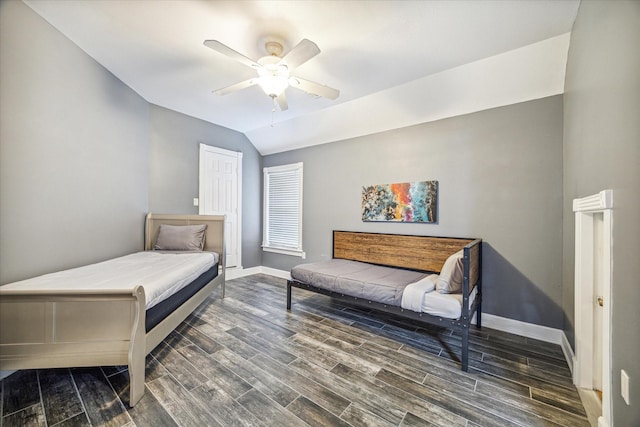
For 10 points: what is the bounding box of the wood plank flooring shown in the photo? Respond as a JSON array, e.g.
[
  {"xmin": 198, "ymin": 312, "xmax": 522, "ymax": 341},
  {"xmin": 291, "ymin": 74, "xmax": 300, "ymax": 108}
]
[{"xmin": 0, "ymin": 274, "xmax": 590, "ymax": 427}]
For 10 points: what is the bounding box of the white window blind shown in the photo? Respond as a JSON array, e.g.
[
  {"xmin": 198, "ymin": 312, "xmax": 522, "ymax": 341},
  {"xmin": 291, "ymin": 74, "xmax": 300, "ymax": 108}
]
[{"xmin": 262, "ymin": 162, "xmax": 304, "ymax": 257}]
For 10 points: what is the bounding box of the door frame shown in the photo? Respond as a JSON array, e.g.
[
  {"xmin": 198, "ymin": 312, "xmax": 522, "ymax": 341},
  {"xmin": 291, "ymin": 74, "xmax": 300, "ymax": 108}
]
[
  {"xmin": 198, "ymin": 144, "xmax": 242, "ymax": 270},
  {"xmin": 572, "ymin": 189, "xmax": 612, "ymax": 427}
]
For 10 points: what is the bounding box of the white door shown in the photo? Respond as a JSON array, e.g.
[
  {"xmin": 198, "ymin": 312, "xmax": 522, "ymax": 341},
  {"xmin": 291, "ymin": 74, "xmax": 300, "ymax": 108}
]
[{"xmin": 199, "ymin": 144, "xmax": 242, "ymax": 269}]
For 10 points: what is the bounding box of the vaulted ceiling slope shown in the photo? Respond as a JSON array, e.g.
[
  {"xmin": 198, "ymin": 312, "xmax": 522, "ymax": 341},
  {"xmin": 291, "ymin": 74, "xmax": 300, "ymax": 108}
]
[{"xmin": 24, "ymin": 0, "xmax": 580, "ymax": 155}]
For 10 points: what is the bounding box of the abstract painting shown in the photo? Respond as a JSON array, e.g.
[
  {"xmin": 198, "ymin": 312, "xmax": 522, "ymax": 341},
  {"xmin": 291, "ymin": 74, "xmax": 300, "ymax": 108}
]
[{"xmin": 362, "ymin": 180, "xmax": 438, "ymax": 223}]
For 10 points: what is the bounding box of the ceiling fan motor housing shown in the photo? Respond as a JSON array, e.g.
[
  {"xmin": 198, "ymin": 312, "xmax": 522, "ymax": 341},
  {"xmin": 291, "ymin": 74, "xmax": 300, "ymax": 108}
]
[{"xmin": 264, "ymin": 41, "xmax": 284, "ymax": 57}]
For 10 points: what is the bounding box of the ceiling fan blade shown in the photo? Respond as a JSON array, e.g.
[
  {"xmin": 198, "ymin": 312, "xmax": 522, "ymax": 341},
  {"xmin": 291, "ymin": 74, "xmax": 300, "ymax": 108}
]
[
  {"xmin": 212, "ymin": 78, "xmax": 257, "ymax": 96},
  {"xmin": 204, "ymin": 40, "xmax": 260, "ymax": 69},
  {"xmin": 289, "ymin": 77, "xmax": 339, "ymax": 100},
  {"xmin": 276, "ymin": 93, "xmax": 288, "ymax": 111},
  {"xmin": 281, "ymin": 39, "xmax": 320, "ymax": 70}
]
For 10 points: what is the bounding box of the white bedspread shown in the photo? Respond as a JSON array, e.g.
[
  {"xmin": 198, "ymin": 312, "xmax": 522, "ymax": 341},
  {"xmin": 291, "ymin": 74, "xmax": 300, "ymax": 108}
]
[
  {"xmin": 400, "ymin": 274, "xmax": 438, "ymax": 312},
  {"xmin": 1, "ymin": 251, "xmax": 217, "ymax": 309},
  {"xmin": 401, "ymin": 274, "xmax": 476, "ymax": 319}
]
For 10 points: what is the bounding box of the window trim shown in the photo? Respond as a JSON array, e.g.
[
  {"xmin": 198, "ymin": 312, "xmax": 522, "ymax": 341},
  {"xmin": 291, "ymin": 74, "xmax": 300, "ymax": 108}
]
[{"xmin": 262, "ymin": 162, "xmax": 304, "ymax": 258}]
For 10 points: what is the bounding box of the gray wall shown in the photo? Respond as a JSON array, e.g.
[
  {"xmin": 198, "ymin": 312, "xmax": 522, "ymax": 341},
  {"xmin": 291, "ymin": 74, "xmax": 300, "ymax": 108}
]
[
  {"xmin": 264, "ymin": 96, "xmax": 564, "ymax": 328},
  {"xmin": 563, "ymin": 1, "xmax": 640, "ymax": 424},
  {"xmin": 0, "ymin": 1, "xmax": 150, "ymax": 284},
  {"xmin": 149, "ymin": 105, "xmax": 262, "ymax": 268},
  {"xmin": 0, "ymin": 2, "xmax": 263, "ymax": 282}
]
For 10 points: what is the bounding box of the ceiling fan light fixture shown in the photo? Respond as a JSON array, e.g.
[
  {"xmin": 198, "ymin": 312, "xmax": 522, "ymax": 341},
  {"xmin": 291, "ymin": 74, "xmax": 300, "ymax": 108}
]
[
  {"xmin": 256, "ymin": 61, "xmax": 290, "ymax": 97},
  {"xmin": 257, "ymin": 74, "xmax": 289, "ymax": 97}
]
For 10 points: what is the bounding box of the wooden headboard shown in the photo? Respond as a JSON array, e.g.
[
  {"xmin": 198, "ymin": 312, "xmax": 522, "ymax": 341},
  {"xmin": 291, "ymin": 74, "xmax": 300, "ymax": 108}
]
[
  {"xmin": 144, "ymin": 213, "xmax": 225, "ymax": 259},
  {"xmin": 333, "ymin": 231, "xmax": 479, "ymax": 276}
]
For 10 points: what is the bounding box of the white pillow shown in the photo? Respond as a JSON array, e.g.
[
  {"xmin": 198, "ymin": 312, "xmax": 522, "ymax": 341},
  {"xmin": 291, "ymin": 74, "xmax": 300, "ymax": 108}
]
[{"xmin": 436, "ymin": 249, "xmax": 464, "ymax": 293}]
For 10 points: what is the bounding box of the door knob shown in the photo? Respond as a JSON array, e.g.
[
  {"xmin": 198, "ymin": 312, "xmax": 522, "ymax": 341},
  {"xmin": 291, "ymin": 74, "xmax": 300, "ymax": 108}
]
[{"xmin": 597, "ymin": 296, "xmax": 604, "ymax": 307}]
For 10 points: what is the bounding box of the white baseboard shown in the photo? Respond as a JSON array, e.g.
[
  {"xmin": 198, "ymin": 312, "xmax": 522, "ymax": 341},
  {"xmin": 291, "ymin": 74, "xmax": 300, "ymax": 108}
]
[
  {"xmin": 229, "ymin": 267, "xmax": 573, "ymax": 368},
  {"xmin": 259, "ymin": 267, "xmax": 291, "ymax": 280},
  {"xmin": 478, "ymin": 313, "xmax": 565, "ymax": 345},
  {"xmin": 225, "ymin": 266, "xmax": 290, "ymax": 280},
  {"xmin": 2, "ymin": 268, "xmax": 574, "ymax": 381},
  {"xmin": 479, "ymin": 316, "xmax": 574, "ymax": 372},
  {"xmin": 225, "ymin": 266, "xmax": 262, "ymax": 280},
  {"xmin": 237, "ymin": 267, "xmax": 567, "ymax": 344},
  {"xmin": 561, "ymin": 331, "xmax": 575, "ymax": 374}
]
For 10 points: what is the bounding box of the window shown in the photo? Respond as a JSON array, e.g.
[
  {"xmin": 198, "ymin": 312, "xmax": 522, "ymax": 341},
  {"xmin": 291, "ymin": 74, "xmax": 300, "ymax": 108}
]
[{"xmin": 262, "ymin": 162, "xmax": 304, "ymax": 257}]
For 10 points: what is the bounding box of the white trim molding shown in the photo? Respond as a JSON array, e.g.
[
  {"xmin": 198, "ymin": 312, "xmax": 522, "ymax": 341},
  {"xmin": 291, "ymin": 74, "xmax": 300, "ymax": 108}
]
[
  {"xmin": 231, "ymin": 267, "xmax": 570, "ymax": 349},
  {"xmin": 225, "ymin": 266, "xmax": 260, "ymax": 281},
  {"xmin": 573, "ymin": 190, "xmax": 613, "ymax": 212},
  {"xmin": 573, "ymin": 189, "xmax": 613, "ymax": 427},
  {"xmin": 225, "ymin": 266, "xmax": 291, "ymax": 281},
  {"xmin": 260, "ymin": 267, "xmax": 292, "ymax": 280},
  {"xmin": 561, "ymin": 332, "xmax": 575, "ymax": 375},
  {"xmin": 477, "ymin": 313, "xmax": 565, "ymax": 344}
]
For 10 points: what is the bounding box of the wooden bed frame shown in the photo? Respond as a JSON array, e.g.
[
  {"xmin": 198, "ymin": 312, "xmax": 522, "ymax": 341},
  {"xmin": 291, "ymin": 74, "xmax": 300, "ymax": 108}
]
[
  {"xmin": 0, "ymin": 213, "xmax": 225, "ymax": 406},
  {"xmin": 287, "ymin": 230, "xmax": 482, "ymax": 371}
]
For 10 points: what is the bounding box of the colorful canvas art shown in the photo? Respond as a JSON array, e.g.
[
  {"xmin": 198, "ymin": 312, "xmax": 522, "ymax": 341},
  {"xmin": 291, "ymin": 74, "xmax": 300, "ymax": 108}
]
[{"xmin": 362, "ymin": 180, "xmax": 438, "ymax": 223}]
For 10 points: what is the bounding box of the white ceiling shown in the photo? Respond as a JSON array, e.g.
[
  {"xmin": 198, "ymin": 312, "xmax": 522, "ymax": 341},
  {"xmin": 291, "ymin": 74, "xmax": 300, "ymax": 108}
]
[{"xmin": 24, "ymin": 0, "xmax": 580, "ymax": 155}]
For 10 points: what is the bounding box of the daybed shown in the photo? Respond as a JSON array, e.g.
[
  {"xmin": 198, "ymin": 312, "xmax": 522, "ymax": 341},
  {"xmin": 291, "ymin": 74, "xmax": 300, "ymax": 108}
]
[
  {"xmin": 287, "ymin": 230, "xmax": 481, "ymax": 371},
  {"xmin": 0, "ymin": 213, "xmax": 225, "ymax": 406}
]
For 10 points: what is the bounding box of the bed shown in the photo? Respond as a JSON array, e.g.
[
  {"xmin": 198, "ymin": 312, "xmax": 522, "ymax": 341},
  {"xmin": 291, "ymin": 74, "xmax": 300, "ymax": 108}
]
[
  {"xmin": 0, "ymin": 213, "xmax": 225, "ymax": 406},
  {"xmin": 287, "ymin": 230, "xmax": 481, "ymax": 371}
]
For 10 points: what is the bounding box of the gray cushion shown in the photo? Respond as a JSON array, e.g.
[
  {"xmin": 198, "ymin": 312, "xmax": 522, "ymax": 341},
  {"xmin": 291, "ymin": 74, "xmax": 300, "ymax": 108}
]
[
  {"xmin": 291, "ymin": 259, "xmax": 428, "ymax": 306},
  {"xmin": 154, "ymin": 224, "xmax": 207, "ymax": 251}
]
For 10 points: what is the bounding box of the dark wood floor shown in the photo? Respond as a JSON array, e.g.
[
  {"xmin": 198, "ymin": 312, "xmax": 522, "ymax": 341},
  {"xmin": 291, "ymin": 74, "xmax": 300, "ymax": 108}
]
[{"xmin": 1, "ymin": 274, "xmax": 589, "ymax": 427}]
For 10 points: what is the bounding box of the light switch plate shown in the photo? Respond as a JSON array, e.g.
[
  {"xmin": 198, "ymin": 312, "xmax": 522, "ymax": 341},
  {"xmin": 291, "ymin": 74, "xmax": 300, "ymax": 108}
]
[
  {"xmin": 621, "ymin": 369, "xmax": 630, "ymax": 405},
  {"xmin": 193, "ymin": 198, "xmax": 199, "ymax": 207}
]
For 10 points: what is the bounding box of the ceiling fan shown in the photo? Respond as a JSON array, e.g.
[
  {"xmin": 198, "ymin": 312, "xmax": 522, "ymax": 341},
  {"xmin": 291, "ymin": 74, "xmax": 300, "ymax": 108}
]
[{"xmin": 203, "ymin": 38, "xmax": 339, "ymax": 111}]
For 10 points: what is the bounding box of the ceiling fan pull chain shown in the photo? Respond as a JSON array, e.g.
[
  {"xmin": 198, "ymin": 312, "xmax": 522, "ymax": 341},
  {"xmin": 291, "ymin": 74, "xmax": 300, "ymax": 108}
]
[{"xmin": 271, "ymin": 96, "xmax": 276, "ymax": 127}]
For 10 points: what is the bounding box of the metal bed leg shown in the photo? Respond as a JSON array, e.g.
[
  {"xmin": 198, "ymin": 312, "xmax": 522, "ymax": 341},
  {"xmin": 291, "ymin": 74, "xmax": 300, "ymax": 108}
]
[
  {"xmin": 286, "ymin": 282, "xmax": 292, "ymax": 310},
  {"xmin": 461, "ymin": 327, "xmax": 469, "ymax": 372}
]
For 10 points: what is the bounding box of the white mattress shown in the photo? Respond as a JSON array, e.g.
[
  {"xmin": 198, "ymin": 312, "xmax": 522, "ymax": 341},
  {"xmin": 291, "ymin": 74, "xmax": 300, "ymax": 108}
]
[{"xmin": 1, "ymin": 251, "xmax": 218, "ymax": 309}]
